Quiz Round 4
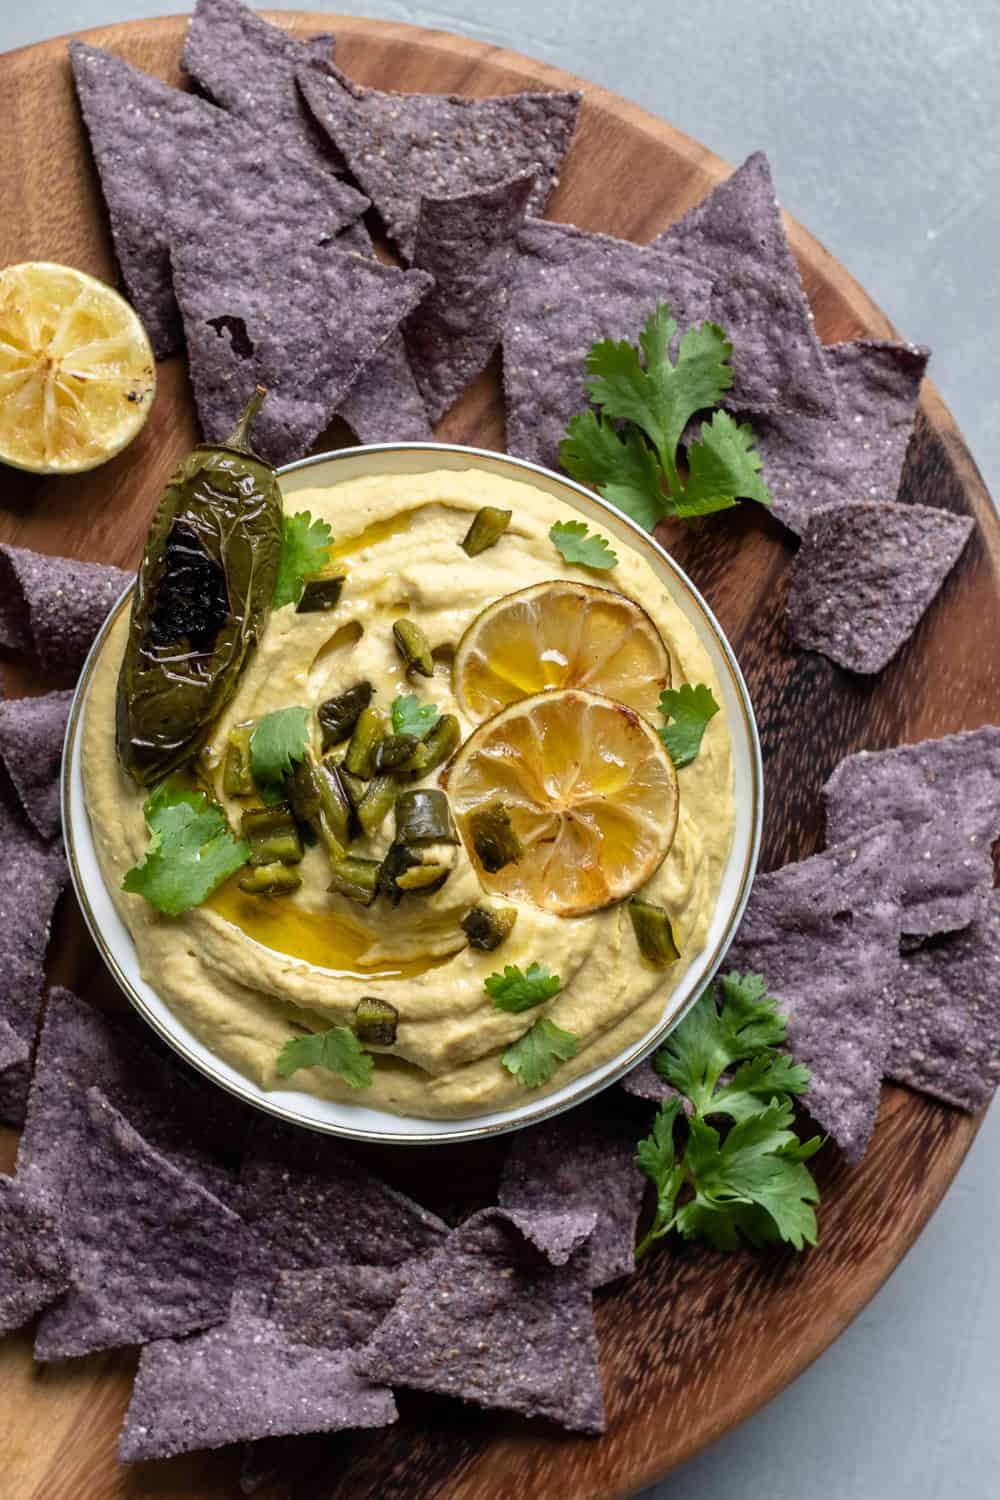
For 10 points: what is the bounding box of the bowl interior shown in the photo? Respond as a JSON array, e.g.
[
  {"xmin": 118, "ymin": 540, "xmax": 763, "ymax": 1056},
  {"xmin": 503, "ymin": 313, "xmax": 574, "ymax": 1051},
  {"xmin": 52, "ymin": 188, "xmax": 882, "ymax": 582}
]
[{"xmin": 63, "ymin": 443, "xmax": 762, "ymax": 1145}]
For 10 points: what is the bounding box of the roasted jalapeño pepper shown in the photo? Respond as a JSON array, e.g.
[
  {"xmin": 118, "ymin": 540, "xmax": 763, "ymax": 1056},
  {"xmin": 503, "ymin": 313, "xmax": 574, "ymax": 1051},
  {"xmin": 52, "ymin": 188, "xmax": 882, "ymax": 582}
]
[{"xmin": 115, "ymin": 387, "xmax": 282, "ymax": 785}]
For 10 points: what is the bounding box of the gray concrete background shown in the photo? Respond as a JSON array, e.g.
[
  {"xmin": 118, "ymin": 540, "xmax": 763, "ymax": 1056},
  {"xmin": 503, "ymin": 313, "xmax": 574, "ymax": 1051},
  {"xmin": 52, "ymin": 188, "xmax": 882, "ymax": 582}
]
[{"xmin": 4, "ymin": 3, "xmax": 999, "ymax": 1497}]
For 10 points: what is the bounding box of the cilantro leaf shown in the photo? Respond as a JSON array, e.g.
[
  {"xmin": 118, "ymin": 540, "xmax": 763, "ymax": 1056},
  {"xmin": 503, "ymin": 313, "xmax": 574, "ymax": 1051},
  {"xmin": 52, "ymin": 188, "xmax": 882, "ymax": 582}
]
[
  {"xmin": 276, "ymin": 1025, "xmax": 373, "ymax": 1088},
  {"xmin": 633, "ymin": 1095, "xmax": 686, "ymax": 1257},
  {"xmin": 710, "ymin": 1051, "xmax": 813, "ymax": 1122},
  {"xmin": 678, "ymin": 1106, "xmax": 821, "ymax": 1250},
  {"xmin": 657, "ymin": 682, "xmax": 720, "ymax": 768},
  {"xmin": 485, "ymin": 962, "xmax": 562, "ymax": 1013},
  {"xmin": 250, "ymin": 706, "xmax": 311, "ymax": 798},
  {"xmin": 654, "ymin": 970, "xmax": 789, "ymax": 1112},
  {"xmin": 273, "ymin": 510, "xmax": 335, "ymax": 609},
  {"xmin": 560, "ymin": 411, "xmax": 665, "ymax": 532},
  {"xmin": 561, "ymin": 304, "xmax": 771, "ymax": 528},
  {"xmin": 501, "ymin": 1017, "xmax": 577, "ymax": 1087},
  {"xmin": 549, "ymin": 519, "xmax": 618, "ymax": 571},
  {"xmin": 391, "ymin": 693, "xmax": 439, "ymax": 739},
  {"xmin": 122, "ymin": 777, "xmax": 249, "ymax": 916}
]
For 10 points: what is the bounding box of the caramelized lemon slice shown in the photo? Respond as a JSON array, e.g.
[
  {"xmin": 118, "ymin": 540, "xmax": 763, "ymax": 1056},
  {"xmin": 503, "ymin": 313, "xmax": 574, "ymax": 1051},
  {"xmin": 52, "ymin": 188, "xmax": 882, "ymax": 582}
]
[
  {"xmin": 0, "ymin": 262, "xmax": 155, "ymax": 474},
  {"xmin": 453, "ymin": 580, "xmax": 670, "ymax": 723},
  {"xmin": 445, "ymin": 688, "xmax": 679, "ymax": 917}
]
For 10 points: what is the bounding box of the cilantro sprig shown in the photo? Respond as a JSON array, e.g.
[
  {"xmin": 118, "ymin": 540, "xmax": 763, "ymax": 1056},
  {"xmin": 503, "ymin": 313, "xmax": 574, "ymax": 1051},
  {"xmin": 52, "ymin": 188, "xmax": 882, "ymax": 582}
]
[
  {"xmin": 276, "ymin": 1025, "xmax": 373, "ymax": 1089},
  {"xmin": 658, "ymin": 683, "xmax": 720, "ymax": 768},
  {"xmin": 485, "ymin": 962, "xmax": 561, "ymax": 1013},
  {"xmin": 273, "ymin": 510, "xmax": 335, "ymax": 609},
  {"xmin": 250, "ymin": 705, "xmax": 311, "ymax": 801},
  {"xmin": 549, "ymin": 519, "xmax": 618, "ymax": 571},
  {"xmin": 391, "ymin": 693, "xmax": 439, "ymax": 739},
  {"xmin": 560, "ymin": 305, "xmax": 772, "ymax": 529},
  {"xmin": 502, "ymin": 1017, "xmax": 578, "ymax": 1088},
  {"xmin": 634, "ymin": 971, "xmax": 821, "ymax": 1258},
  {"xmin": 122, "ymin": 778, "xmax": 249, "ymax": 916}
]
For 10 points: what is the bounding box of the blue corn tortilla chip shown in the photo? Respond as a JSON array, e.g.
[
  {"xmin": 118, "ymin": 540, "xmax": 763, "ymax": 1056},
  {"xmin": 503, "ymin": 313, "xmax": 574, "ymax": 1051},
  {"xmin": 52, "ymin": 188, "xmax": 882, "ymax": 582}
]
[
  {"xmin": 749, "ymin": 339, "xmax": 929, "ymax": 537},
  {"xmin": 499, "ymin": 1098, "xmax": 646, "ymax": 1286},
  {"xmin": 726, "ymin": 825, "xmax": 903, "ymax": 1165},
  {"xmin": 119, "ymin": 1283, "xmax": 397, "ymax": 1461},
  {"xmin": 171, "ymin": 213, "xmax": 431, "ymax": 464},
  {"xmin": 297, "ymin": 63, "xmax": 581, "ymax": 262},
  {"xmin": 34, "ymin": 1086, "xmax": 250, "ymax": 1360},
  {"xmin": 886, "ymin": 894, "xmax": 1000, "ymax": 1110},
  {"xmin": 334, "ymin": 221, "xmax": 432, "ymax": 442},
  {"xmin": 239, "ymin": 1119, "xmax": 448, "ymax": 1274},
  {"xmin": 18, "ymin": 988, "xmax": 248, "ymax": 1204},
  {"xmin": 0, "ymin": 690, "xmax": 73, "ymax": 841},
  {"xmin": 405, "ymin": 172, "xmax": 535, "ymax": 423},
  {"xmin": 0, "ymin": 1174, "xmax": 70, "ymax": 1336},
  {"xmin": 503, "ymin": 219, "xmax": 713, "ymax": 472},
  {"xmin": 356, "ymin": 1207, "xmax": 605, "ymax": 1434},
  {"xmin": 182, "ymin": 0, "xmax": 345, "ymax": 173},
  {"xmin": 0, "ymin": 1018, "xmax": 31, "ymax": 1127},
  {"xmin": 264, "ymin": 1264, "xmax": 408, "ymax": 1350},
  {"xmin": 0, "ymin": 544, "xmax": 131, "ymax": 675},
  {"xmin": 653, "ymin": 151, "xmax": 839, "ymax": 419},
  {"xmin": 823, "ymin": 726, "xmax": 1000, "ymax": 940},
  {"xmin": 787, "ymin": 500, "xmax": 974, "ymax": 675}
]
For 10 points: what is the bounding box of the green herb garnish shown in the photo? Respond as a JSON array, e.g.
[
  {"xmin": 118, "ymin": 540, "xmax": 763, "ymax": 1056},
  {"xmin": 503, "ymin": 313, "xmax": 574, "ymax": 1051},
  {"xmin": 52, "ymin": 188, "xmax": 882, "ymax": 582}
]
[
  {"xmin": 485, "ymin": 962, "xmax": 561, "ymax": 1013},
  {"xmin": 657, "ymin": 683, "xmax": 720, "ymax": 768},
  {"xmin": 634, "ymin": 971, "xmax": 821, "ymax": 1258},
  {"xmin": 272, "ymin": 510, "xmax": 335, "ymax": 609},
  {"xmin": 122, "ymin": 777, "xmax": 249, "ymax": 916},
  {"xmin": 250, "ymin": 706, "xmax": 311, "ymax": 799},
  {"xmin": 276, "ymin": 1025, "xmax": 374, "ymax": 1088},
  {"xmin": 549, "ymin": 519, "xmax": 618, "ymax": 571},
  {"xmin": 560, "ymin": 305, "xmax": 771, "ymax": 528},
  {"xmin": 501, "ymin": 1017, "xmax": 578, "ymax": 1088},
  {"xmin": 391, "ymin": 693, "xmax": 440, "ymax": 739}
]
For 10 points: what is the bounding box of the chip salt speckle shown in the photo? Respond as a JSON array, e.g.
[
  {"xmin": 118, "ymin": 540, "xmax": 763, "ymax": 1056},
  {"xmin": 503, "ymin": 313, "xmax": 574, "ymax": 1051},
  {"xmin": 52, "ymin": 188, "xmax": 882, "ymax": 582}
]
[
  {"xmin": 503, "ymin": 218, "xmax": 713, "ymax": 472},
  {"xmin": 0, "ymin": 690, "xmax": 74, "ymax": 841},
  {"xmin": 297, "ymin": 64, "xmax": 581, "ymax": 262},
  {"xmin": 0, "ymin": 1174, "xmax": 70, "ymax": 1336},
  {"xmin": 787, "ymin": 500, "xmax": 974, "ymax": 675},
  {"xmin": 405, "ymin": 172, "xmax": 535, "ymax": 424},
  {"xmin": 726, "ymin": 826, "xmax": 903, "ymax": 1164},
  {"xmin": 653, "ymin": 152, "xmax": 838, "ymax": 419},
  {"xmin": 0, "ymin": 544, "xmax": 131, "ymax": 675},
  {"xmin": 356, "ymin": 1207, "xmax": 605, "ymax": 1434}
]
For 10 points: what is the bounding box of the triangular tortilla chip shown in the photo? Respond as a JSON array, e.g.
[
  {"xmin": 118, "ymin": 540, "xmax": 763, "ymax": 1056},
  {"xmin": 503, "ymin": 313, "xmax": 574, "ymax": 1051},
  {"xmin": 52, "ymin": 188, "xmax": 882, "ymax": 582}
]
[
  {"xmin": 0, "ymin": 1175, "xmax": 69, "ymax": 1336},
  {"xmin": 0, "ymin": 544, "xmax": 131, "ymax": 675},
  {"xmin": 356, "ymin": 1207, "xmax": 605, "ymax": 1433},
  {"xmin": 297, "ymin": 63, "xmax": 580, "ymax": 261},
  {"xmin": 788, "ymin": 500, "xmax": 974, "ymax": 674},
  {"xmin": 503, "ymin": 218, "xmax": 713, "ymax": 471},
  {"xmin": 653, "ymin": 151, "xmax": 839, "ymax": 418},
  {"xmin": 405, "ymin": 172, "xmax": 535, "ymax": 423},
  {"xmin": 0, "ymin": 1018, "xmax": 31, "ymax": 1128},
  {"xmin": 726, "ymin": 825, "xmax": 903, "ymax": 1164},
  {"xmin": 0, "ymin": 690, "xmax": 73, "ymax": 841},
  {"xmin": 749, "ymin": 339, "xmax": 929, "ymax": 536},
  {"xmin": 35, "ymin": 1087, "xmax": 250, "ymax": 1360},
  {"xmin": 181, "ymin": 0, "xmax": 344, "ymax": 173},
  {"xmin": 120, "ymin": 1282, "xmax": 397, "ymax": 1460}
]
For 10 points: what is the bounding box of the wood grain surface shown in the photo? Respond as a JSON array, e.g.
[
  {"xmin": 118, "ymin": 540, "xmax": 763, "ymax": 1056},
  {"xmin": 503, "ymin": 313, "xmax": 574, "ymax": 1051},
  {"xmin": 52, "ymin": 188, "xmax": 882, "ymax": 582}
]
[{"xmin": 1, "ymin": 13, "xmax": 998, "ymax": 1500}]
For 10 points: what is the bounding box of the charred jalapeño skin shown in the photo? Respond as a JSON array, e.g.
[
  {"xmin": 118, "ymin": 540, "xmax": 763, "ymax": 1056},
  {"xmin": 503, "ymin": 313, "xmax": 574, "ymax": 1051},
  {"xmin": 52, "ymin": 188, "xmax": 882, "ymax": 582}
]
[{"xmin": 115, "ymin": 388, "xmax": 282, "ymax": 785}]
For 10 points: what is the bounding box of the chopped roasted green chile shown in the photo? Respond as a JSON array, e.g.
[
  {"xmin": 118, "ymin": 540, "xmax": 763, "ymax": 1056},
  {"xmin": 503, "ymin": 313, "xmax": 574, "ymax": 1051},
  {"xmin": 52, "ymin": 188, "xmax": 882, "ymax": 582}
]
[
  {"xmin": 373, "ymin": 733, "xmax": 420, "ymax": 772},
  {"xmin": 354, "ymin": 996, "xmax": 399, "ymax": 1047},
  {"xmin": 222, "ymin": 723, "xmax": 256, "ymax": 798},
  {"xmin": 393, "ymin": 618, "xmax": 433, "ymax": 677},
  {"xmin": 343, "ymin": 705, "xmax": 388, "ymax": 778},
  {"xmin": 395, "ymin": 862, "xmax": 450, "ymax": 891},
  {"xmin": 377, "ymin": 842, "xmax": 421, "ymax": 907},
  {"xmin": 328, "ymin": 856, "xmax": 380, "ymax": 907},
  {"xmin": 469, "ymin": 800, "xmax": 524, "ymax": 873},
  {"xmin": 461, "ymin": 904, "xmax": 518, "ymax": 951},
  {"xmin": 238, "ymin": 861, "xmax": 302, "ymax": 896},
  {"xmin": 241, "ymin": 804, "xmax": 303, "ymax": 866},
  {"xmin": 317, "ymin": 681, "xmax": 373, "ymax": 751},
  {"xmin": 628, "ymin": 898, "xmax": 680, "ymax": 966},
  {"xmin": 461, "ymin": 506, "xmax": 512, "ymax": 556},
  {"xmin": 116, "ymin": 386, "xmax": 282, "ymax": 785},
  {"xmin": 356, "ymin": 774, "xmax": 397, "ymax": 837},
  {"xmin": 400, "ymin": 714, "xmax": 461, "ymax": 778},
  {"xmin": 394, "ymin": 788, "xmax": 458, "ymax": 846},
  {"xmin": 339, "ymin": 768, "xmax": 366, "ymax": 811},
  {"xmin": 295, "ymin": 575, "xmax": 346, "ymax": 613},
  {"xmin": 316, "ymin": 756, "xmax": 357, "ymax": 847}
]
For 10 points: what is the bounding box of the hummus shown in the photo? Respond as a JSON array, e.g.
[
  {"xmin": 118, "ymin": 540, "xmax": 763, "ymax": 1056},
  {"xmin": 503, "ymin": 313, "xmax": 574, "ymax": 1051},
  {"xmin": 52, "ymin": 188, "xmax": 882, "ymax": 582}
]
[{"xmin": 82, "ymin": 468, "xmax": 735, "ymax": 1117}]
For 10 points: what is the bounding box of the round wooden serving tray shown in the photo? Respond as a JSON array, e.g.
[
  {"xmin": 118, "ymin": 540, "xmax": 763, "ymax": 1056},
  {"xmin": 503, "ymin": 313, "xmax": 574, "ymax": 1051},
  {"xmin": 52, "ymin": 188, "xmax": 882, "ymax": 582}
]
[{"xmin": 1, "ymin": 13, "xmax": 998, "ymax": 1500}]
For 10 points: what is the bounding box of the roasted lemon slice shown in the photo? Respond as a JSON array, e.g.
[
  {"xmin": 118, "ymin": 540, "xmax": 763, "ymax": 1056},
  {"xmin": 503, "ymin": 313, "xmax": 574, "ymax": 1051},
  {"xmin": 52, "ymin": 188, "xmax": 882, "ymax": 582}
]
[
  {"xmin": 0, "ymin": 261, "xmax": 155, "ymax": 474},
  {"xmin": 445, "ymin": 688, "xmax": 679, "ymax": 916},
  {"xmin": 453, "ymin": 580, "xmax": 670, "ymax": 723}
]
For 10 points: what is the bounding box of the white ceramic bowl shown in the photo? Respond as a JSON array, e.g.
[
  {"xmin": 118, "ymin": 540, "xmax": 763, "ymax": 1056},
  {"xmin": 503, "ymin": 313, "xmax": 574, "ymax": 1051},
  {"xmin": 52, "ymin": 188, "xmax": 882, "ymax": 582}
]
[{"xmin": 62, "ymin": 443, "xmax": 762, "ymax": 1145}]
